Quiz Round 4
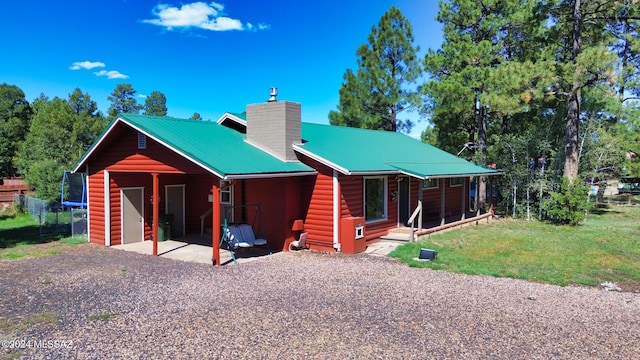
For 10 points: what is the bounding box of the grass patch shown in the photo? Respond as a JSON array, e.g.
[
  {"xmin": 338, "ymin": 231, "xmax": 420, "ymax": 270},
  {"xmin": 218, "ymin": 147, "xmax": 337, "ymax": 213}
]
[
  {"xmin": 89, "ymin": 312, "xmax": 119, "ymax": 321},
  {"xmin": 389, "ymin": 203, "xmax": 640, "ymax": 289},
  {"xmin": 0, "ymin": 212, "xmax": 87, "ymax": 260}
]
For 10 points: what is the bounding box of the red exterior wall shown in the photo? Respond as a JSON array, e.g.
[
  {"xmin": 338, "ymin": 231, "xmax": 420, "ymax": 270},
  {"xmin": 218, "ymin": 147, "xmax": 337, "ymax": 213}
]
[
  {"xmin": 299, "ymin": 157, "xmax": 334, "ymax": 251},
  {"xmin": 86, "ymin": 122, "xmax": 215, "ymax": 246}
]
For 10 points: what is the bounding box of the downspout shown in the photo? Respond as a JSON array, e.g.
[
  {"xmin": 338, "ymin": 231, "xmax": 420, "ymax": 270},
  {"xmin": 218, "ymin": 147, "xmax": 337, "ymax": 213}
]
[
  {"xmin": 333, "ymin": 169, "xmax": 340, "ymax": 251},
  {"xmin": 104, "ymin": 170, "xmax": 110, "ymax": 247}
]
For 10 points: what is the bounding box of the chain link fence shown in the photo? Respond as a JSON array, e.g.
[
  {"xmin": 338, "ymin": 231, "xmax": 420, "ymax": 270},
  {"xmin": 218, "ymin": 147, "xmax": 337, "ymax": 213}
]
[{"xmin": 13, "ymin": 194, "xmax": 87, "ymax": 237}]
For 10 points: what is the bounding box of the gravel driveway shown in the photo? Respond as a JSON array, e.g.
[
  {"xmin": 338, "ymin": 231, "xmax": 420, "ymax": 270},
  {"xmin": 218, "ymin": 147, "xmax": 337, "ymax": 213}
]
[{"xmin": 1, "ymin": 244, "xmax": 639, "ymax": 359}]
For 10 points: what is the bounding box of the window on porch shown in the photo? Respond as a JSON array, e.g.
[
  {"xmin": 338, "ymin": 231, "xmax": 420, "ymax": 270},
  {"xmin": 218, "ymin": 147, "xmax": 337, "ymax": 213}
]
[
  {"xmin": 364, "ymin": 176, "xmax": 387, "ymax": 222},
  {"xmin": 423, "ymin": 178, "xmax": 439, "ymax": 189},
  {"xmin": 220, "ymin": 180, "xmax": 232, "ymax": 205},
  {"xmin": 450, "ymin": 177, "xmax": 464, "ymax": 187}
]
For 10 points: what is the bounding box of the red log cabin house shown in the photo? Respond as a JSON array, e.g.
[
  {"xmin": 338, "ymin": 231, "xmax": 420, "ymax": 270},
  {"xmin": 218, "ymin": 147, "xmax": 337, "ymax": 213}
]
[{"xmin": 73, "ymin": 93, "xmax": 501, "ymax": 265}]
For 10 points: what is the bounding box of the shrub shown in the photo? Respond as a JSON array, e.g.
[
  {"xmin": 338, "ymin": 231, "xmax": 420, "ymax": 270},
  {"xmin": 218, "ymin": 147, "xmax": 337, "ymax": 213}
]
[{"xmin": 543, "ymin": 178, "xmax": 593, "ymax": 225}]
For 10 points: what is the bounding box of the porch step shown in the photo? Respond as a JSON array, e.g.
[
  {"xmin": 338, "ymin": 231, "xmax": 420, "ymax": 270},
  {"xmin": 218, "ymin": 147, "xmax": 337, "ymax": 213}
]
[{"xmin": 380, "ymin": 232, "xmax": 412, "ymax": 242}]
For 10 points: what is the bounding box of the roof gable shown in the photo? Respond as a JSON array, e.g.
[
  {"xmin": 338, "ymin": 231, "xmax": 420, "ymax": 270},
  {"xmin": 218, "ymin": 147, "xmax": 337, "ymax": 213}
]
[{"xmin": 74, "ymin": 114, "xmax": 314, "ymax": 178}]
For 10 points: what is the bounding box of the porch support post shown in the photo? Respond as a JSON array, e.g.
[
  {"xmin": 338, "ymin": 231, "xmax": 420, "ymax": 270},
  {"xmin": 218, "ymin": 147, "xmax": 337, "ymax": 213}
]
[
  {"xmin": 152, "ymin": 172, "xmax": 159, "ymax": 256},
  {"xmin": 440, "ymin": 179, "xmax": 445, "ymax": 226},
  {"xmin": 212, "ymin": 183, "xmax": 221, "ymax": 266},
  {"xmin": 418, "ymin": 180, "xmax": 424, "ymax": 231},
  {"xmin": 488, "ymin": 176, "xmax": 494, "ymax": 218},
  {"xmin": 461, "ymin": 178, "xmax": 466, "ymax": 221}
]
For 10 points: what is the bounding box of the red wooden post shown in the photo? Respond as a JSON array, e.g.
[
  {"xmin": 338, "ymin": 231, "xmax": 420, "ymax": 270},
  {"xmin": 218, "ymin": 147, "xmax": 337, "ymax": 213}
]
[
  {"xmin": 212, "ymin": 183, "xmax": 221, "ymax": 266},
  {"xmin": 152, "ymin": 173, "xmax": 159, "ymax": 256}
]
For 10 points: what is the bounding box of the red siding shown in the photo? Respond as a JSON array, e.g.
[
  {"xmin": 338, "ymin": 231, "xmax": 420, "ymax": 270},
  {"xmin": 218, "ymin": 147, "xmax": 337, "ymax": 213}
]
[
  {"xmin": 301, "ymin": 157, "xmax": 334, "ymax": 251},
  {"xmin": 87, "ymin": 170, "xmax": 105, "ymax": 245},
  {"xmin": 244, "ymin": 177, "xmax": 306, "ymax": 252}
]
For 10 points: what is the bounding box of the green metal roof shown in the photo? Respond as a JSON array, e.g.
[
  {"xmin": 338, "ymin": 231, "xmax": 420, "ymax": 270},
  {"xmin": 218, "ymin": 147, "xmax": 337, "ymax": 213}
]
[
  {"xmin": 75, "ymin": 112, "xmax": 500, "ymax": 180},
  {"xmin": 74, "ymin": 114, "xmax": 315, "ymax": 178},
  {"xmin": 296, "ymin": 123, "xmax": 501, "ymax": 179}
]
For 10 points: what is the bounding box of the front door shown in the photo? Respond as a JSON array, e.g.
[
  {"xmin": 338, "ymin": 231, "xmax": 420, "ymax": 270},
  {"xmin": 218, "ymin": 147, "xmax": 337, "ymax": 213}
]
[
  {"xmin": 121, "ymin": 187, "xmax": 144, "ymax": 244},
  {"xmin": 398, "ymin": 176, "xmax": 410, "ymax": 226},
  {"xmin": 165, "ymin": 184, "xmax": 185, "ymax": 238}
]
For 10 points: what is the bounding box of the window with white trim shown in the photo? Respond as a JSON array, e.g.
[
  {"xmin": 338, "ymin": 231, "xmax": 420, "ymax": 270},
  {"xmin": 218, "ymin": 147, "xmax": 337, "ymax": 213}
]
[
  {"xmin": 423, "ymin": 178, "xmax": 439, "ymax": 189},
  {"xmin": 450, "ymin": 177, "xmax": 463, "ymax": 187},
  {"xmin": 220, "ymin": 180, "xmax": 232, "ymax": 205},
  {"xmin": 364, "ymin": 176, "xmax": 387, "ymax": 222}
]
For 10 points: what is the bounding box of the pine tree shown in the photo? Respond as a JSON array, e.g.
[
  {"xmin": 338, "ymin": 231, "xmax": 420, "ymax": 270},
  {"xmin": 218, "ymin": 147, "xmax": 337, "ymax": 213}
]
[
  {"xmin": 144, "ymin": 91, "xmax": 168, "ymax": 116},
  {"xmin": 107, "ymin": 84, "xmax": 143, "ymax": 121},
  {"xmin": 329, "ymin": 6, "xmax": 422, "ymax": 133}
]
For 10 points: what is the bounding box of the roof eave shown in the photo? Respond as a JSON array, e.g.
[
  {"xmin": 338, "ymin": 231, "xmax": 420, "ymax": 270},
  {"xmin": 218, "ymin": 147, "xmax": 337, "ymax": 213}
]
[
  {"xmin": 224, "ymin": 171, "xmax": 317, "ymax": 180},
  {"xmin": 293, "ymin": 145, "xmax": 352, "ymax": 175},
  {"xmin": 73, "ymin": 115, "xmax": 227, "ymax": 178}
]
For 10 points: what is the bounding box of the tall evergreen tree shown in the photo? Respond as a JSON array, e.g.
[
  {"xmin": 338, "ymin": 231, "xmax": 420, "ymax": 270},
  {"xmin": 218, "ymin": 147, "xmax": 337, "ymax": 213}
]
[
  {"xmin": 549, "ymin": 0, "xmax": 619, "ymax": 182},
  {"xmin": 0, "ymin": 83, "xmax": 31, "ymax": 178},
  {"xmin": 329, "ymin": 6, "xmax": 422, "ymax": 133},
  {"xmin": 144, "ymin": 91, "xmax": 168, "ymax": 116},
  {"xmin": 423, "ymin": 0, "xmax": 551, "ymax": 210},
  {"xmin": 107, "ymin": 83, "xmax": 143, "ymax": 121}
]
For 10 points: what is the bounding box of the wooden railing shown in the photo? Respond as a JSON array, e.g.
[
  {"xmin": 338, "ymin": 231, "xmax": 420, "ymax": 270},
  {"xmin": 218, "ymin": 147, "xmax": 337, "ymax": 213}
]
[{"xmin": 407, "ymin": 200, "xmax": 423, "ymax": 243}]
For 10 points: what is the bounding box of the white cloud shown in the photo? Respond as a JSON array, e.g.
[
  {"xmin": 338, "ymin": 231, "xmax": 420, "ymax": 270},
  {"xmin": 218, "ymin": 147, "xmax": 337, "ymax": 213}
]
[
  {"xmin": 138, "ymin": 94, "xmax": 147, "ymax": 99},
  {"xmin": 142, "ymin": 2, "xmax": 265, "ymax": 32},
  {"xmin": 94, "ymin": 70, "xmax": 129, "ymax": 80},
  {"xmin": 70, "ymin": 61, "xmax": 105, "ymax": 70}
]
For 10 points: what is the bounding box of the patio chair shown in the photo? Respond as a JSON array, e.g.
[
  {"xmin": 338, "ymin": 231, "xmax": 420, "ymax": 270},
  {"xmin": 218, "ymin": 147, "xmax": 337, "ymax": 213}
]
[
  {"xmin": 238, "ymin": 224, "xmax": 272, "ymax": 254},
  {"xmin": 289, "ymin": 232, "xmax": 308, "ymax": 251}
]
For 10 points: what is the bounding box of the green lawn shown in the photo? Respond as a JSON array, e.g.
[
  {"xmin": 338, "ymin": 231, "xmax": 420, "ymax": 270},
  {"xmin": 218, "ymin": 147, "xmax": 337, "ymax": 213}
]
[
  {"xmin": 389, "ymin": 198, "xmax": 640, "ymax": 289},
  {"xmin": 0, "ymin": 211, "xmax": 86, "ymax": 260}
]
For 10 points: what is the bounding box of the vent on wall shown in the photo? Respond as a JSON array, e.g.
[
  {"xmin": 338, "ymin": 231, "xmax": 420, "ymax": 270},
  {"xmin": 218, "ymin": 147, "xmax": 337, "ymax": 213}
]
[{"xmin": 138, "ymin": 132, "xmax": 147, "ymax": 149}]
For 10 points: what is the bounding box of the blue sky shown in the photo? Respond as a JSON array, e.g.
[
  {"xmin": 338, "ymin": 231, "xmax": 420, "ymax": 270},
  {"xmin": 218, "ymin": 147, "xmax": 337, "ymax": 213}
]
[{"xmin": 1, "ymin": 0, "xmax": 442, "ymax": 132}]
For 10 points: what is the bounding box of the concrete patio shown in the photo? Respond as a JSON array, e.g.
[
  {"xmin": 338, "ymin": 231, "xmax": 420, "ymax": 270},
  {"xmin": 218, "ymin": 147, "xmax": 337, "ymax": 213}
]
[{"xmin": 111, "ymin": 237, "xmax": 403, "ymax": 265}]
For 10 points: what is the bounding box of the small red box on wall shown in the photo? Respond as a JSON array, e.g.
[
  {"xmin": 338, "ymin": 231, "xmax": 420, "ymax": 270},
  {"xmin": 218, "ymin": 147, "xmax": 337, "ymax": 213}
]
[{"xmin": 340, "ymin": 216, "xmax": 366, "ymax": 254}]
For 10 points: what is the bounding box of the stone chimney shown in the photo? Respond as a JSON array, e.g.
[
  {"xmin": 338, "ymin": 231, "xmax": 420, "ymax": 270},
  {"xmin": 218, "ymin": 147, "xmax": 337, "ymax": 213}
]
[{"xmin": 246, "ymin": 89, "xmax": 301, "ymax": 162}]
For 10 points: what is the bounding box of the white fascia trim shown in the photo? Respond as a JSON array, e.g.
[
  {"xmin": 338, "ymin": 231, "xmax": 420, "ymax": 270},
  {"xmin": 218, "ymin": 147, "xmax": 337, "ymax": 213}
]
[
  {"xmin": 123, "ymin": 119, "xmax": 226, "ymax": 179},
  {"xmin": 215, "ymin": 112, "xmax": 247, "ymax": 127},
  {"xmin": 425, "ymin": 172, "xmax": 504, "ymax": 179},
  {"xmin": 74, "ymin": 117, "xmax": 225, "ymax": 178},
  {"xmin": 224, "ymin": 171, "xmax": 317, "ymax": 180},
  {"xmin": 72, "ymin": 119, "xmax": 122, "ymax": 173},
  {"xmin": 293, "ymin": 145, "xmax": 351, "ymax": 175}
]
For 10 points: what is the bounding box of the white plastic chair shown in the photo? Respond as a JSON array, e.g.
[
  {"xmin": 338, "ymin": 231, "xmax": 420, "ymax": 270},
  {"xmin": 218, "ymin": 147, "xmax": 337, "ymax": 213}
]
[{"xmin": 289, "ymin": 232, "xmax": 308, "ymax": 251}]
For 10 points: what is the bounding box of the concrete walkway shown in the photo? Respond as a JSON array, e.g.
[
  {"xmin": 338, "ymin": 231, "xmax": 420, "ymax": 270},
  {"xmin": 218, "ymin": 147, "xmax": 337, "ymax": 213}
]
[{"xmin": 112, "ymin": 238, "xmax": 405, "ymax": 266}]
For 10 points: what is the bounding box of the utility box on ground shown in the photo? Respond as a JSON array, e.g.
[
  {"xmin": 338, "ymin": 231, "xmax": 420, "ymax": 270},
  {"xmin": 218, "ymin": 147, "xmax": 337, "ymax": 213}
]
[{"xmin": 340, "ymin": 216, "xmax": 366, "ymax": 254}]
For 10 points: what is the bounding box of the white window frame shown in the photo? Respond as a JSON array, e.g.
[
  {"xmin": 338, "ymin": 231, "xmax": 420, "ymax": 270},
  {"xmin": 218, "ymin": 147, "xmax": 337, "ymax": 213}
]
[
  {"xmin": 423, "ymin": 178, "xmax": 439, "ymax": 189},
  {"xmin": 363, "ymin": 176, "xmax": 387, "ymax": 223},
  {"xmin": 450, "ymin": 177, "xmax": 464, "ymax": 187},
  {"xmin": 220, "ymin": 180, "xmax": 233, "ymax": 205}
]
